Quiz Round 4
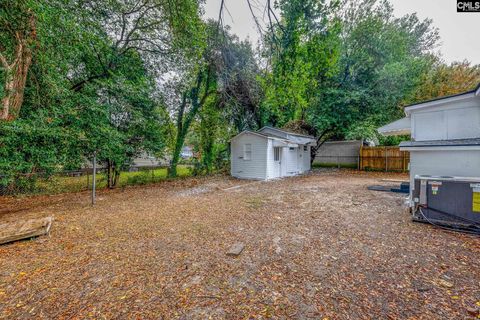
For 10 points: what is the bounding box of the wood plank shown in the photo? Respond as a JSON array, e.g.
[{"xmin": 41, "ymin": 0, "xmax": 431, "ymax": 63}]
[{"xmin": 0, "ymin": 217, "xmax": 53, "ymax": 245}]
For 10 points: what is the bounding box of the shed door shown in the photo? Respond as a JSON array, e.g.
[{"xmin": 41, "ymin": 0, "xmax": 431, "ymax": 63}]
[
  {"xmin": 297, "ymin": 146, "xmax": 303, "ymax": 172},
  {"xmin": 273, "ymin": 147, "xmax": 282, "ymax": 177}
]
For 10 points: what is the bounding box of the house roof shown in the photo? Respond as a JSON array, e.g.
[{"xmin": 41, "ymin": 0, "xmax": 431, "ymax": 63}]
[
  {"xmin": 403, "ymin": 82, "xmax": 480, "ymax": 114},
  {"xmin": 399, "ymin": 138, "xmax": 480, "ymax": 148}
]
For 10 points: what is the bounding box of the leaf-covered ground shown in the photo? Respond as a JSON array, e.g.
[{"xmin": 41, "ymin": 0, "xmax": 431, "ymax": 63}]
[{"xmin": 0, "ymin": 170, "xmax": 479, "ymax": 319}]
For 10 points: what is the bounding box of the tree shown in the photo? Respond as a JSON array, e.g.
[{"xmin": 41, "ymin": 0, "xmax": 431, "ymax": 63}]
[
  {"xmin": 307, "ymin": 0, "xmax": 439, "ymax": 148},
  {"xmin": 410, "ymin": 60, "xmax": 480, "ymax": 102},
  {"xmin": 0, "ymin": 0, "xmax": 204, "ymax": 190},
  {"xmin": 261, "ymin": 0, "xmax": 340, "ymax": 126},
  {"xmin": 168, "ymin": 21, "xmax": 264, "ymax": 177},
  {"xmin": 168, "ymin": 56, "xmax": 217, "ymax": 178}
]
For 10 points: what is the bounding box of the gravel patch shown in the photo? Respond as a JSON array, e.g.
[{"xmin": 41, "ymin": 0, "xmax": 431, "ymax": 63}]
[{"xmin": 0, "ymin": 169, "xmax": 479, "ymax": 319}]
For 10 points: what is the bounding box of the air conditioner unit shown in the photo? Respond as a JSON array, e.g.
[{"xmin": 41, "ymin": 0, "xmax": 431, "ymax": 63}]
[{"xmin": 412, "ymin": 175, "xmax": 480, "ymax": 232}]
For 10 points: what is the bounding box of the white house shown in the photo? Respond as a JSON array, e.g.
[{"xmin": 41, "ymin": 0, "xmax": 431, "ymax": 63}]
[
  {"xmin": 378, "ymin": 83, "xmax": 480, "ymax": 204},
  {"xmin": 230, "ymin": 126, "xmax": 317, "ymax": 180}
]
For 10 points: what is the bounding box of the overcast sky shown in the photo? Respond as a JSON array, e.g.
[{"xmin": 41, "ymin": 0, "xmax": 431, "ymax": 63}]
[{"xmin": 204, "ymin": 0, "xmax": 480, "ymax": 65}]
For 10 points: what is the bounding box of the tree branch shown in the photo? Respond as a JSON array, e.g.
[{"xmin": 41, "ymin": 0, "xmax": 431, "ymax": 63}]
[{"xmin": 0, "ymin": 52, "xmax": 9, "ymax": 69}]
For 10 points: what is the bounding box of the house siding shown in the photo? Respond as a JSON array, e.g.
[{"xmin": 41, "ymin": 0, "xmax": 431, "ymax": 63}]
[
  {"xmin": 402, "ymin": 94, "xmax": 480, "ymax": 201},
  {"xmin": 409, "ymin": 150, "xmax": 480, "ymax": 197},
  {"xmin": 230, "ymin": 133, "xmax": 268, "ymax": 180},
  {"xmin": 412, "ymin": 101, "xmax": 480, "ymax": 141}
]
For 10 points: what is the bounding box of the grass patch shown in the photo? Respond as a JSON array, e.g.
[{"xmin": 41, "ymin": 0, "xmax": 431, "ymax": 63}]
[
  {"xmin": 245, "ymin": 196, "xmax": 265, "ymax": 209},
  {"xmin": 17, "ymin": 166, "xmax": 192, "ymax": 196}
]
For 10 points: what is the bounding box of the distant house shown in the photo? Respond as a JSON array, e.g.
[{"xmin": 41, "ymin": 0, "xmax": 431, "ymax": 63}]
[
  {"xmin": 230, "ymin": 126, "xmax": 316, "ymax": 180},
  {"xmin": 131, "ymin": 152, "xmax": 168, "ymax": 167},
  {"xmin": 378, "ymin": 83, "xmax": 480, "ymax": 201},
  {"xmin": 180, "ymin": 146, "xmax": 193, "ymax": 159}
]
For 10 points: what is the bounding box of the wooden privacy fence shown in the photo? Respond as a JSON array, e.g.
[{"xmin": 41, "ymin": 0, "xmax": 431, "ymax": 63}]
[{"xmin": 359, "ymin": 146, "xmax": 409, "ymax": 172}]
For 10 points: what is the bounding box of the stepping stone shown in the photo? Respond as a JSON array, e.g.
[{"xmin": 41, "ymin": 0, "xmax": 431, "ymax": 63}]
[{"xmin": 226, "ymin": 242, "xmax": 245, "ymax": 256}]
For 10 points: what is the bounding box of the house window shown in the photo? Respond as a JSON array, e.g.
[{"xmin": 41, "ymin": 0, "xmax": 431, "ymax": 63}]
[
  {"xmin": 304, "ymin": 145, "xmax": 308, "ymax": 152},
  {"xmin": 274, "ymin": 147, "xmax": 281, "ymax": 161},
  {"xmin": 243, "ymin": 144, "xmax": 252, "ymax": 160}
]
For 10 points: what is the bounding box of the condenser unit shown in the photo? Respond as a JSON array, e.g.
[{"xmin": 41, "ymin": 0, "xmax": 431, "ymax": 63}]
[{"xmin": 412, "ymin": 175, "xmax": 480, "ymax": 232}]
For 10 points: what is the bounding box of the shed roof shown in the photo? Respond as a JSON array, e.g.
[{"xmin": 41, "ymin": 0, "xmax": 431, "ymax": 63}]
[
  {"xmin": 258, "ymin": 126, "xmax": 316, "ymax": 145},
  {"xmin": 231, "ymin": 127, "xmax": 316, "ymax": 146},
  {"xmin": 377, "ymin": 117, "xmax": 411, "ymax": 136},
  {"xmin": 230, "ymin": 130, "xmax": 299, "ymax": 147},
  {"xmin": 258, "ymin": 126, "xmax": 315, "ymax": 139}
]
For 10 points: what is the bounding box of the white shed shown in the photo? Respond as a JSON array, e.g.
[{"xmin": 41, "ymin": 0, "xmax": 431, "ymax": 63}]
[
  {"xmin": 378, "ymin": 83, "xmax": 480, "ymax": 205},
  {"xmin": 230, "ymin": 127, "xmax": 316, "ymax": 180}
]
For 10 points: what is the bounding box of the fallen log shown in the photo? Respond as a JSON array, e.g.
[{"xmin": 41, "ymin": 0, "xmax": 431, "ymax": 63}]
[{"xmin": 0, "ymin": 216, "xmax": 53, "ymax": 245}]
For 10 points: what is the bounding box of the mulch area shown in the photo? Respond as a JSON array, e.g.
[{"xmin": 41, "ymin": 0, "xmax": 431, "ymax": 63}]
[{"xmin": 0, "ymin": 170, "xmax": 479, "ymax": 319}]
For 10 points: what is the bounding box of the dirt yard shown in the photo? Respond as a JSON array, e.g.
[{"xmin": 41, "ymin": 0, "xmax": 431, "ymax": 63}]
[{"xmin": 1, "ymin": 170, "xmax": 479, "ymax": 319}]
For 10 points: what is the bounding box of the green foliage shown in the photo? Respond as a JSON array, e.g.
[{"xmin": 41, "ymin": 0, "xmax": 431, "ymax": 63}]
[
  {"xmin": 1, "ymin": 0, "xmax": 478, "ymax": 194},
  {"xmin": 0, "ymin": 0, "xmax": 203, "ymax": 189},
  {"xmin": 262, "ymin": 0, "xmax": 441, "ymax": 146},
  {"xmin": 308, "ymin": 0, "xmax": 439, "ymax": 141},
  {"xmin": 261, "ymin": 0, "xmax": 340, "ymax": 126},
  {"xmin": 409, "ymin": 60, "xmax": 480, "ymax": 103},
  {"xmin": 169, "ymin": 21, "xmax": 262, "ymax": 177}
]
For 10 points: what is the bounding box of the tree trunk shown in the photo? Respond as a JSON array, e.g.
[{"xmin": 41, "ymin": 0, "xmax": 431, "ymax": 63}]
[
  {"xmin": 106, "ymin": 160, "xmax": 119, "ymax": 189},
  {"xmin": 310, "ymin": 129, "xmax": 332, "ymax": 166},
  {"xmin": 113, "ymin": 168, "xmax": 120, "ymax": 187},
  {"xmin": 107, "ymin": 160, "xmax": 112, "ymax": 188},
  {"xmin": 169, "ymin": 135, "xmax": 184, "ymax": 178},
  {"xmin": 168, "ymin": 67, "xmax": 213, "ymax": 178},
  {"xmin": 0, "ymin": 14, "xmax": 36, "ymax": 121}
]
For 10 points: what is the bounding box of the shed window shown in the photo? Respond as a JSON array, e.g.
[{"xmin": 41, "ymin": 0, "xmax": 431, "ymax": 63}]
[
  {"xmin": 304, "ymin": 146, "xmax": 308, "ymax": 152},
  {"xmin": 274, "ymin": 147, "xmax": 281, "ymax": 161},
  {"xmin": 243, "ymin": 144, "xmax": 252, "ymax": 160}
]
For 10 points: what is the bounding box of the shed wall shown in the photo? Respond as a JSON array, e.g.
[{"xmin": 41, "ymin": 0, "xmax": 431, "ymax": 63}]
[{"xmin": 230, "ymin": 134, "xmax": 267, "ymax": 180}]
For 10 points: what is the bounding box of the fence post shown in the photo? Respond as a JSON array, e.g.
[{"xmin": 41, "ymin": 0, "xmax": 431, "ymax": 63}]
[
  {"xmin": 385, "ymin": 147, "xmax": 388, "ymax": 172},
  {"xmin": 359, "ymin": 145, "xmax": 363, "ymax": 171},
  {"xmin": 92, "ymin": 152, "xmax": 96, "ymax": 206}
]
